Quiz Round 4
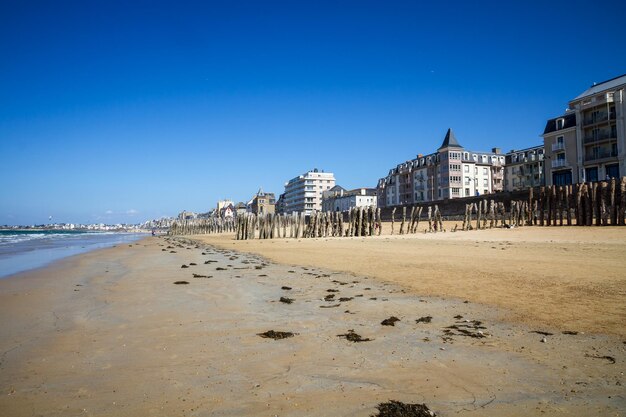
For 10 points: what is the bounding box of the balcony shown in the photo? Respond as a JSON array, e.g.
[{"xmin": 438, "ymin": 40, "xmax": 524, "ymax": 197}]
[
  {"xmin": 584, "ymin": 133, "xmax": 616, "ymax": 144},
  {"xmin": 585, "ymin": 149, "xmax": 618, "ymax": 162},
  {"xmin": 551, "ymin": 142, "xmax": 565, "ymax": 152},
  {"xmin": 583, "ymin": 111, "xmax": 615, "ymax": 127},
  {"xmin": 551, "ymin": 159, "xmax": 568, "ymax": 169}
]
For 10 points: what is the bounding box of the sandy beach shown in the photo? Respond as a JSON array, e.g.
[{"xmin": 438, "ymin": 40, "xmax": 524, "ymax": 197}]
[
  {"xmin": 0, "ymin": 232, "xmax": 624, "ymax": 416},
  {"xmin": 195, "ymin": 224, "xmax": 626, "ymax": 338}
]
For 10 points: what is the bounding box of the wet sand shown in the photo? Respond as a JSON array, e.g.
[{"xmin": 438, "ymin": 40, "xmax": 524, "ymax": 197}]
[{"xmin": 0, "ymin": 235, "xmax": 624, "ymax": 416}]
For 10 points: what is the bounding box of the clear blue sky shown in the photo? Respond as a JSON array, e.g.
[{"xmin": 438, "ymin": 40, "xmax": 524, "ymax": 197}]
[{"xmin": 1, "ymin": 0, "xmax": 625, "ymax": 225}]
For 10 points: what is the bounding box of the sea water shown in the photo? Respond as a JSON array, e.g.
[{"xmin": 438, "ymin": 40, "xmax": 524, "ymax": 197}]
[{"xmin": 0, "ymin": 230, "xmax": 145, "ymax": 278}]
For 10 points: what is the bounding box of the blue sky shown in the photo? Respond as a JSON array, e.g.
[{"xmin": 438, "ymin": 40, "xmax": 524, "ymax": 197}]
[{"xmin": 1, "ymin": 0, "xmax": 625, "ymax": 225}]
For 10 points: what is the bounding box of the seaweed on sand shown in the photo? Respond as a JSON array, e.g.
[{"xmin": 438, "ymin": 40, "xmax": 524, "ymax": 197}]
[
  {"xmin": 381, "ymin": 316, "xmax": 400, "ymax": 326},
  {"xmin": 279, "ymin": 296, "xmax": 294, "ymax": 304},
  {"xmin": 257, "ymin": 330, "xmax": 295, "ymax": 340},
  {"xmin": 416, "ymin": 316, "xmax": 432, "ymax": 324},
  {"xmin": 337, "ymin": 330, "xmax": 372, "ymax": 342},
  {"xmin": 173, "ymin": 281, "xmax": 189, "ymax": 285},
  {"xmin": 371, "ymin": 400, "xmax": 435, "ymax": 417}
]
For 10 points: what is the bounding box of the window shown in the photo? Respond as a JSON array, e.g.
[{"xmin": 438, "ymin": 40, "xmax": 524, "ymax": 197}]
[
  {"xmin": 483, "ymin": 178, "xmax": 488, "ymax": 186},
  {"xmin": 606, "ymin": 164, "xmax": 619, "ymax": 178},
  {"xmin": 556, "ymin": 118, "xmax": 564, "ymax": 130},
  {"xmin": 464, "ymin": 165, "xmax": 469, "ymax": 173},
  {"xmin": 483, "ymin": 168, "xmax": 488, "ymax": 175},
  {"xmin": 474, "ymin": 167, "xmax": 478, "ymax": 174},
  {"xmin": 451, "ymin": 188, "xmax": 460, "ymax": 196},
  {"xmin": 557, "ymin": 136, "xmax": 564, "ymax": 145},
  {"xmin": 465, "ymin": 188, "xmax": 470, "ymax": 196}
]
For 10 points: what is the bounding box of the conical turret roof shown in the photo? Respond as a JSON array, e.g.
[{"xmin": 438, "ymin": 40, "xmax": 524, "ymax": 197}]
[{"xmin": 438, "ymin": 128, "xmax": 462, "ymax": 150}]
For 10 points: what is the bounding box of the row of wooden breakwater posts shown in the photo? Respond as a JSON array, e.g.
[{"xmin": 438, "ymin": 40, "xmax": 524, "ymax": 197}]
[
  {"xmin": 169, "ymin": 205, "xmax": 447, "ymax": 239},
  {"xmin": 461, "ymin": 177, "xmax": 626, "ymax": 229},
  {"xmin": 168, "ymin": 178, "xmax": 626, "ymax": 238}
]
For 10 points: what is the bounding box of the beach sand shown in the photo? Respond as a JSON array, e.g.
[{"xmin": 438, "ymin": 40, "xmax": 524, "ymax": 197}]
[
  {"xmin": 194, "ymin": 224, "xmax": 626, "ymax": 338},
  {"xmin": 0, "ymin": 233, "xmax": 624, "ymax": 416}
]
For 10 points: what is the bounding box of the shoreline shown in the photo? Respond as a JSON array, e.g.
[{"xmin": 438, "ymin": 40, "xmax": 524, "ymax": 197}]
[
  {"xmin": 0, "ymin": 232, "xmax": 146, "ymax": 279},
  {"xmin": 0, "ymin": 235, "xmax": 623, "ymax": 416}
]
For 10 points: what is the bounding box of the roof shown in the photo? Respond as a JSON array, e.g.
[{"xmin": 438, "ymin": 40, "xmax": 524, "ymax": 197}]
[
  {"xmin": 571, "ymin": 74, "xmax": 626, "ymax": 102},
  {"xmin": 329, "ymin": 185, "xmax": 346, "ymax": 192},
  {"xmin": 543, "ymin": 112, "xmax": 576, "ymax": 135},
  {"xmin": 438, "ymin": 128, "xmax": 462, "ymax": 150}
]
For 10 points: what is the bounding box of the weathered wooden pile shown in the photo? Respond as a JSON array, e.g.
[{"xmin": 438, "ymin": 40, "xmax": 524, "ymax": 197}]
[
  {"xmin": 539, "ymin": 178, "xmax": 626, "ymax": 226},
  {"xmin": 235, "ymin": 206, "xmax": 382, "ymax": 240},
  {"xmin": 458, "ymin": 177, "xmax": 626, "ymax": 230},
  {"xmin": 168, "ymin": 217, "xmax": 235, "ymax": 235}
]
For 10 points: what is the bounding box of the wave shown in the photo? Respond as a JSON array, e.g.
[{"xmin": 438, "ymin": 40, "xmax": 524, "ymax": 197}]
[{"xmin": 0, "ymin": 231, "xmax": 135, "ymax": 246}]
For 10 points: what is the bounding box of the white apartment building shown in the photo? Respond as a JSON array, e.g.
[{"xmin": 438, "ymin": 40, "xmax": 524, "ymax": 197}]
[
  {"xmin": 321, "ymin": 186, "xmax": 377, "ymax": 212},
  {"xmin": 283, "ymin": 169, "xmax": 336, "ymax": 215}
]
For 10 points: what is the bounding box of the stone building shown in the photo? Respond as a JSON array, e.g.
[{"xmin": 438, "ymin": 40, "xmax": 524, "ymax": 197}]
[{"xmin": 248, "ymin": 188, "xmax": 276, "ymax": 215}]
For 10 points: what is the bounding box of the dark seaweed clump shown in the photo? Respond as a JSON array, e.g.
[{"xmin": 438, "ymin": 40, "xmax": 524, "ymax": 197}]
[
  {"xmin": 371, "ymin": 400, "xmax": 435, "ymax": 417},
  {"xmin": 279, "ymin": 296, "xmax": 294, "ymax": 304},
  {"xmin": 258, "ymin": 330, "xmax": 295, "ymax": 340},
  {"xmin": 381, "ymin": 316, "xmax": 400, "ymax": 326},
  {"xmin": 338, "ymin": 330, "xmax": 372, "ymax": 342},
  {"xmin": 173, "ymin": 281, "xmax": 189, "ymax": 285},
  {"xmin": 416, "ymin": 316, "xmax": 432, "ymax": 324}
]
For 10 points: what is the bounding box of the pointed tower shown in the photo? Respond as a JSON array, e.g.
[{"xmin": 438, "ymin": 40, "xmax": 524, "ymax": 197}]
[{"xmin": 438, "ymin": 128, "xmax": 463, "ymax": 150}]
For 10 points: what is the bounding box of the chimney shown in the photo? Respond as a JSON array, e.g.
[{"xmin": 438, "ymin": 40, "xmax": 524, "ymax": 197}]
[{"xmin": 492, "ymin": 147, "xmax": 501, "ymax": 154}]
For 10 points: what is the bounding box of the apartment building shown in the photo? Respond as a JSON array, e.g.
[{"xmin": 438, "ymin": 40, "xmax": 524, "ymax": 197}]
[
  {"xmin": 321, "ymin": 186, "xmax": 377, "ymax": 212},
  {"xmin": 248, "ymin": 188, "xmax": 276, "ymax": 215},
  {"xmin": 377, "ymin": 129, "xmax": 505, "ymax": 208},
  {"xmin": 503, "ymin": 145, "xmax": 545, "ymax": 191},
  {"xmin": 543, "ymin": 74, "xmax": 625, "ymax": 185},
  {"xmin": 283, "ymin": 169, "xmax": 336, "ymax": 215}
]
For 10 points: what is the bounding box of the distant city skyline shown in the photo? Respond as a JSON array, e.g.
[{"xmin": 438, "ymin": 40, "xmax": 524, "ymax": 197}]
[{"xmin": 1, "ymin": 1, "xmax": 625, "ymax": 225}]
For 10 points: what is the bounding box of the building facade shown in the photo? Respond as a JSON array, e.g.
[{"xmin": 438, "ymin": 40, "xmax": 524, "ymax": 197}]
[
  {"xmin": 377, "ymin": 129, "xmax": 505, "ymax": 208},
  {"xmin": 543, "ymin": 74, "xmax": 625, "ymax": 185},
  {"xmin": 248, "ymin": 188, "xmax": 276, "ymax": 215},
  {"xmin": 283, "ymin": 169, "xmax": 336, "ymax": 215},
  {"xmin": 321, "ymin": 186, "xmax": 377, "ymax": 212},
  {"xmin": 503, "ymin": 145, "xmax": 545, "ymax": 191}
]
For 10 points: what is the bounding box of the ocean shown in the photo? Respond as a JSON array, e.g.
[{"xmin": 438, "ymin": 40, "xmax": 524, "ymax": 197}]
[{"xmin": 0, "ymin": 230, "xmax": 145, "ymax": 278}]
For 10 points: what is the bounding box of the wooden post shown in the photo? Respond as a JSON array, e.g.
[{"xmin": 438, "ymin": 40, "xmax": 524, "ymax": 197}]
[
  {"xmin": 539, "ymin": 187, "xmax": 545, "ymax": 226},
  {"xmin": 617, "ymin": 177, "xmax": 626, "ymax": 226},
  {"xmin": 400, "ymin": 206, "xmax": 406, "ymax": 235},
  {"xmin": 600, "ymin": 181, "xmax": 609, "ymax": 226},
  {"xmin": 609, "ymin": 178, "xmax": 617, "ymax": 225},
  {"xmin": 391, "ymin": 207, "xmax": 396, "ymax": 235},
  {"xmin": 593, "ymin": 182, "xmax": 600, "ymax": 226}
]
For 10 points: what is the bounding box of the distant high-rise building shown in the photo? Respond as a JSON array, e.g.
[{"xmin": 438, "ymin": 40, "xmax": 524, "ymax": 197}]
[
  {"xmin": 543, "ymin": 74, "xmax": 625, "ymax": 185},
  {"xmin": 283, "ymin": 169, "xmax": 336, "ymax": 215}
]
